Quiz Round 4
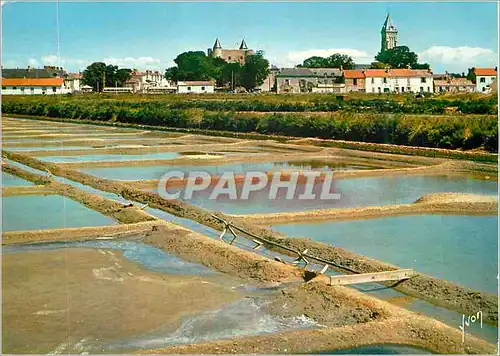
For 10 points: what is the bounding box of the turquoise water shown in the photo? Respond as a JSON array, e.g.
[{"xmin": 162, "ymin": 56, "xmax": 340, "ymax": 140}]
[
  {"xmin": 1, "ymin": 172, "xmax": 34, "ymax": 186},
  {"xmin": 273, "ymin": 215, "xmax": 498, "ymax": 294},
  {"xmin": 81, "ymin": 161, "xmax": 374, "ymax": 181},
  {"xmin": 156, "ymin": 174, "xmax": 498, "ymax": 215},
  {"xmin": 40, "ymin": 152, "xmax": 181, "ymax": 163},
  {"xmin": 4, "ymin": 240, "xmax": 215, "ymax": 276},
  {"xmin": 2, "ymin": 195, "xmax": 117, "ymax": 231}
]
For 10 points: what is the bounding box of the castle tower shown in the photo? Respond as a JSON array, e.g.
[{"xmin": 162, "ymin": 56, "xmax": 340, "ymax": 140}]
[
  {"xmin": 381, "ymin": 14, "xmax": 398, "ymax": 52},
  {"xmin": 208, "ymin": 38, "xmax": 223, "ymax": 58}
]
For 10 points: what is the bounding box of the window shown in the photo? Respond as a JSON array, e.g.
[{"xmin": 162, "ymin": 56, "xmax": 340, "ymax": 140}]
[
  {"xmin": 482, "ymin": 87, "xmax": 486, "ymax": 92},
  {"xmin": 378, "ymin": 87, "xmax": 381, "ymax": 93},
  {"xmin": 1, "ymin": 86, "xmax": 5, "ymax": 90},
  {"xmin": 353, "ymin": 78, "xmax": 358, "ymax": 86},
  {"xmin": 383, "ymin": 78, "xmax": 387, "ymax": 84},
  {"xmin": 285, "ymin": 79, "xmax": 290, "ymax": 86},
  {"xmin": 401, "ymin": 87, "xmax": 405, "ymax": 92},
  {"xmin": 421, "ymin": 77, "xmax": 426, "ymax": 83},
  {"xmin": 427, "ymin": 87, "xmax": 431, "ymax": 92},
  {"xmin": 201, "ymin": 86, "xmax": 205, "ymax": 90},
  {"xmin": 240, "ymin": 56, "xmax": 243, "ymax": 60},
  {"xmin": 187, "ymin": 86, "xmax": 191, "ymax": 91},
  {"xmin": 384, "ymin": 88, "xmax": 390, "ymax": 93},
  {"xmin": 480, "ymin": 77, "xmax": 486, "ymax": 83},
  {"xmin": 20, "ymin": 87, "xmax": 25, "ymax": 93},
  {"xmin": 52, "ymin": 86, "xmax": 57, "ymax": 92},
  {"xmin": 371, "ymin": 78, "xmax": 375, "ymax": 84},
  {"xmin": 31, "ymin": 88, "xmax": 34, "ymax": 94},
  {"xmin": 420, "ymin": 87, "xmax": 424, "ymax": 93},
  {"xmin": 228, "ymin": 56, "xmax": 232, "ymax": 60},
  {"xmin": 12, "ymin": 87, "xmax": 17, "ymax": 90}
]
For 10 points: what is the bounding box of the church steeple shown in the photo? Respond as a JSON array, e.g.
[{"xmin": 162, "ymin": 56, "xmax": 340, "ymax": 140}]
[
  {"xmin": 213, "ymin": 38, "xmax": 222, "ymax": 49},
  {"xmin": 239, "ymin": 39, "xmax": 248, "ymax": 50},
  {"xmin": 381, "ymin": 13, "xmax": 398, "ymax": 52}
]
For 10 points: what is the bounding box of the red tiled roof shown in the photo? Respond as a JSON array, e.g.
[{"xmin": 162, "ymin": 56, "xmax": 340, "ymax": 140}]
[
  {"xmin": 178, "ymin": 81, "xmax": 216, "ymax": 86},
  {"xmin": 1, "ymin": 78, "xmax": 64, "ymax": 87},
  {"xmin": 434, "ymin": 78, "xmax": 474, "ymax": 86},
  {"xmin": 363, "ymin": 69, "xmax": 432, "ymax": 78},
  {"xmin": 364, "ymin": 69, "xmax": 390, "ymax": 78},
  {"xmin": 343, "ymin": 70, "xmax": 365, "ymax": 79},
  {"xmin": 474, "ymin": 68, "xmax": 497, "ymax": 76}
]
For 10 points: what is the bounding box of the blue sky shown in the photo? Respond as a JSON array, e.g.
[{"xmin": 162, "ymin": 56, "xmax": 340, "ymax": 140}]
[{"xmin": 2, "ymin": 1, "xmax": 498, "ymax": 73}]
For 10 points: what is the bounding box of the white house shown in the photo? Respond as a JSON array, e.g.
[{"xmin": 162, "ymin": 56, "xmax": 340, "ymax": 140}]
[
  {"xmin": 64, "ymin": 73, "xmax": 82, "ymax": 92},
  {"xmin": 364, "ymin": 69, "xmax": 433, "ymax": 94},
  {"xmin": 125, "ymin": 70, "xmax": 169, "ymax": 93},
  {"xmin": 177, "ymin": 81, "xmax": 215, "ymax": 94},
  {"xmin": 1, "ymin": 77, "xmax": 70, "ymax": 95},
  {"xmin": 473, "ymin": 68, "xmax": 497, "ymax": 93}
]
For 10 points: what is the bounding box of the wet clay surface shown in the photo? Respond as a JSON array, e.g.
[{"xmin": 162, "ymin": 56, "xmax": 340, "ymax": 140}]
[{"xmin": 2, "ymin": 248, "xmax": 244, "ymax": 354}]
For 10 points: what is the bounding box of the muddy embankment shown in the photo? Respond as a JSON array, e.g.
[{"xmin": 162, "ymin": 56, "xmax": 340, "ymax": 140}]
[
  {"xmin": 2, "ymin": 221, "xmax": 160, "ymax": 245},
  {"xmin": 2, "ymin": 185, "xmax": 57, "ymax": 196},
  {"xmin": 138, "ymin": 280, "xmax": 496, "ymax": 355},
  {"xmin": 235, "ymin": 192, "xmax": 498, "ymax": 225},
  {"xmin": 3, "ymin": 151, "xmax": 498, "ymax": 325}
]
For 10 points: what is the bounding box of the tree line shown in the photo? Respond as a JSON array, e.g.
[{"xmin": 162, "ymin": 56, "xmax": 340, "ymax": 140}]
[{"xmin": 164, "ymin": 50, "xmax": 270, "ymax": 91}]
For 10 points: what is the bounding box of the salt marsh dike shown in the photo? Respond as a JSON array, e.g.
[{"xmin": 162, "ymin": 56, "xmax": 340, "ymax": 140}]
[{"xmin": 1, "ymin": 116, "xmax": 498, "ymax": 354}]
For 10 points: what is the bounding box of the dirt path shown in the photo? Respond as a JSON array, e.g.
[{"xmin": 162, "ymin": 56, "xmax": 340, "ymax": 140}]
[{"xmin": 2, "ymin": 221, "xmax": 162, "ymax": 245}]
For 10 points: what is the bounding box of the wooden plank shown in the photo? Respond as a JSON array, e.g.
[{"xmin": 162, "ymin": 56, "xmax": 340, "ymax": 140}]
[{"xmin": 329, "ymin": 269, "xmax": 414, "ymax": 286}]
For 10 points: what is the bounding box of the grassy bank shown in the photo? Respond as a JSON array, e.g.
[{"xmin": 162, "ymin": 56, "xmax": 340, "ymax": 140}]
[{"xmin": 2, "ymin": 95, "xmax": 498, "ymax": 155}]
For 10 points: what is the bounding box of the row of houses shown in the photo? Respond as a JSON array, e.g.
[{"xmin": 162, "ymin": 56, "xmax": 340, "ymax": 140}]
[
  {"xmin": 273, "ymin": 67, "xmax": 497, "ymax": 94},
  {"xmin": 1, "ymin": 66, "xmax": 497, "ymax": 95}
]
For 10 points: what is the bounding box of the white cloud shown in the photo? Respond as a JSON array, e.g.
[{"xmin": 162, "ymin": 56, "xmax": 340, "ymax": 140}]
[
  {"xmin": 274, "ymin": 48, "xmax": 374, "ymax": 67},
  {"xmin": 419, "ymin": 46, "xmax": 497, "ymax": 72},
  {"xmin": 103, "ymin": 56, "xmax": 161, "ymax": 69},
  {"xmin": 28, "ymin": 58, "xmax": 39, "ymax": 66},
  {"xmin": 41, "ymin": 55, "xmax": 59, "ymax": 66}
]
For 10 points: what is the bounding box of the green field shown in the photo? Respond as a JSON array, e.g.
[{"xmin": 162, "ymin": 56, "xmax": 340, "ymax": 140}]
[{"xmin": 2, "ymin": 93, "xmax": 498, "ymax": 154}]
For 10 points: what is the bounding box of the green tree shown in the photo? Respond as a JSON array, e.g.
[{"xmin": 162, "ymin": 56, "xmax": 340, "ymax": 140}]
[
  {"xmin": 82, "ymin": 62, "xmax": 106, "ymax": 92},
  {"xmin": 324, "ymin": 53, "xmax": 355, "ymax": 69},
  {"xmin": 114, "ymin": 68, "xmax": 132, "ymax": 86},
  {"xmin": 300, "ymin": 53, "xmax": 355, "ymax": 69},
  {"xmin": 240, "ymin": 51, "xmax": 270, "ymax": 90},
  {"xmin": 299, "ymin": 56, "xmax": 327, "ymax": 68},
  {"xmin": 221, "ymin": 62, "xmax": 243, "ymax": 89},
  {"xmin": 164, "ymin": 51, "xmax": 214, "ymax": 81},
  {"xmin": 370, "ymin": 61, "xmax": 389, "ymax": 69},
  {"xmin": 375, "ymin": 46, "xmax": 429, "ymax": 69}
]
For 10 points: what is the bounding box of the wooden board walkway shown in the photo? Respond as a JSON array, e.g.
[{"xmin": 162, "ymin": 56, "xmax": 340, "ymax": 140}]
[{"xmin": 329, "ymin": 269, "xmax": 414, "ymax": 286}]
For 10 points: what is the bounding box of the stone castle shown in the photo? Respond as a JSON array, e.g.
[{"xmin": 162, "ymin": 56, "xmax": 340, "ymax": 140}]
[{"xmin": 207, "ymin": 39, "xmax": 254, "ymax": 65}]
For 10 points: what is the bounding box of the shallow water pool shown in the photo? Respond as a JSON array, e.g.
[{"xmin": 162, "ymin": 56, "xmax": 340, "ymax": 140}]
[
  {"xmin": 2, "ymin": 172, "xmax": 35, "ymax": 186},
  {"xmin": 273, "ymin": 215, "xmax": 498, "ymax": 294},
  {"xmin": 81, "ymin": 161, "xmax": 376, "ymax": 181},
  {"xmin": 2, "ymin": 195, "xmax": 117, "ymax": 231},
  {"xmin": 39, "ymin": 152, "xmax": 182, "ymax": 163}
]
